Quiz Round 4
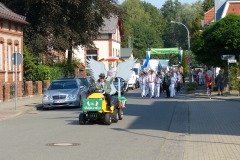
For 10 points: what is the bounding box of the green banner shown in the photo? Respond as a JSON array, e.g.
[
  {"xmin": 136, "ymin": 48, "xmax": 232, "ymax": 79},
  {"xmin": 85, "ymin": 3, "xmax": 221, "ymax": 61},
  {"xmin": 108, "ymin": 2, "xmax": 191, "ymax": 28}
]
[{"xmin": 150, "ymin": 48, "xmax": 179, "ymax": 54}]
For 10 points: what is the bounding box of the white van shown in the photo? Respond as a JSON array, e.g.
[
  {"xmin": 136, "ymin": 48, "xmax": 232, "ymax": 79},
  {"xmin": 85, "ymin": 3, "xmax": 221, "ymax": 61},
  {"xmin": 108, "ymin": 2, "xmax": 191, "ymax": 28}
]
[{"xmin": 127, "ymin": 70, "xmax": 138, "ymax": 90}]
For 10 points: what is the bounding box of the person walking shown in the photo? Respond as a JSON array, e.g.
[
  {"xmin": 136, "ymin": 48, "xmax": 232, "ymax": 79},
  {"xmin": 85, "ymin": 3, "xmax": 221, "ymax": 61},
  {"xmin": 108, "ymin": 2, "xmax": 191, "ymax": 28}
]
[
  {"xmin": 169, "ymin": 73, "xmax": 176, "ymax": 97},
  {"xmin": 155, "ymin": 73, "xmax": 162, "ymax": 98},
  {"xmin": 138, "ymin": 72, "xmax": 146, "ymax": 97},
  {"xmin": 198, "ymin": 70, "xmax": 203, "ymax": 86},
  {"xmin": 147, "ymin": 69, "xmax": 156, "ymax": 98},
  {"xmin": 205, "ymin": 73, "xmax": 212, "ymax": 97},
  {"xmin": 202, "ymin": 70, "xmax": 206, "ymax": 85},
  {"xmin": 163, "ymin": 70, "xmax": 171, "ymax": 98},
  {"xmin": 192, "ymin": 68, "xmax": 197, "ymax": 82},
  {"xmin": 216, "ymin": 70, "xmax": 225, "ymax": 96}
]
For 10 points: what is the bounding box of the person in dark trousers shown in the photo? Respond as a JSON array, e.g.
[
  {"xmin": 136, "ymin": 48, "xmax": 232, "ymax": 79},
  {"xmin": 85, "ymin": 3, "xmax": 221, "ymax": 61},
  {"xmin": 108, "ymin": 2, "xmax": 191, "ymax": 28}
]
[
  {"xmin": 216, "ymin": 70, "xmax": 225, "ymax": 96},
  {"xmin": 163, "ymin": 70, "xmax": 171, "ymax": 98}
]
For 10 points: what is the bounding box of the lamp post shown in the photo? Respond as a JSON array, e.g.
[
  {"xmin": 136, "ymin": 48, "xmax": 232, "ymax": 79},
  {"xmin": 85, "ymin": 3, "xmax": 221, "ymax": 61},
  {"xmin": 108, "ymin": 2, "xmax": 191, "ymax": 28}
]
[{"xmin": 170, "ymin": 20, "xmax": 192, "ymax": 82}]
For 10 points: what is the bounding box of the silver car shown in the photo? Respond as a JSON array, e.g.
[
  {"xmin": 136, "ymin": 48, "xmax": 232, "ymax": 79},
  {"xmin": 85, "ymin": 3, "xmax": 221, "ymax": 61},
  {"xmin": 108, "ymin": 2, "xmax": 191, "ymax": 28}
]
[{"xmin": 42, "ymin": 79, "xmax": 87, "ymax": 109}]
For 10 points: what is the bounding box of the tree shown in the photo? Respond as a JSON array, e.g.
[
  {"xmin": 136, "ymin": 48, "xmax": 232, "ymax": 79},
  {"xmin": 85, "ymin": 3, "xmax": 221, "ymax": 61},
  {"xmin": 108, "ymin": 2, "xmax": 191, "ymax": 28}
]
[
  {"xmin": 3, "ymin": 0, "xmax": 122, "ymax": 63},
  {"xmin": 120, "ymin": 0, "xmax": 165, "ymax": 59},
  {"xmin": 191, "ymin": 14, "xmax": 240, "ymax": 68},
  {"xmin": 202, "ymin": 0, "xmax": 214, "ymax": 12}
]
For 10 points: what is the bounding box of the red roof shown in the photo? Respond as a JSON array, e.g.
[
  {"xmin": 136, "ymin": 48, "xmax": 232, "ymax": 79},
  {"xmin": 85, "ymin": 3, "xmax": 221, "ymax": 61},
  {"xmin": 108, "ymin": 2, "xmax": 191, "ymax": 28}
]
[
  {"xmin": 204, "ymin": 7, "xmax": 214, "ymax": 26},
  {"xmin": 226, "ymin": 3, "xmax": 240, "ymax": 15},
  {"xmin": 0, "ymin": 2, "xmax": 28, "ymax": 24}
]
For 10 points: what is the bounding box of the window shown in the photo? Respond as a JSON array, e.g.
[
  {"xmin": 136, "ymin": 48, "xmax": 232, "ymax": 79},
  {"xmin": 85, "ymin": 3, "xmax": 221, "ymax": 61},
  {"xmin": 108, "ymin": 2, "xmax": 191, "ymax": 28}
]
[
  {"xmin": 8, "ymin": 43, "xmax": 12, "ymax": 70},
  {"xmin": 0, "ymin": 43, "xmax": 2, "ymax": 70},
  {"xmin": 86, "ymin": 50, "xmax": 97, "ymax": 61},
  {"xmin": 14, "ymin": 44, "xmax": 18, "ymax": 53}
]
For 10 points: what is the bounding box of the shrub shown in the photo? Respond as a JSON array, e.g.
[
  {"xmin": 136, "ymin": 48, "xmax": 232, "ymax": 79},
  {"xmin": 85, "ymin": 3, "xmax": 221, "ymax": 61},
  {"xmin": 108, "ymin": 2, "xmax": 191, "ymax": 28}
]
[{"xmin": 186, "ymin": 82, "xmax": 198, "ymax": 91}]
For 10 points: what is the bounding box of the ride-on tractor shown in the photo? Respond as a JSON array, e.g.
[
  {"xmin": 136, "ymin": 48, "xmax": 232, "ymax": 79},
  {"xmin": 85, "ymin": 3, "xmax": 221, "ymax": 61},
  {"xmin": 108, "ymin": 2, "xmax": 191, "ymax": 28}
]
[
  {"xmin": 80, "ymin": 57, "xmax": 136, "ymax": 125},
  {"xmin": 79, "ymin": 91, "xmax": 126, "ymax": 125}
]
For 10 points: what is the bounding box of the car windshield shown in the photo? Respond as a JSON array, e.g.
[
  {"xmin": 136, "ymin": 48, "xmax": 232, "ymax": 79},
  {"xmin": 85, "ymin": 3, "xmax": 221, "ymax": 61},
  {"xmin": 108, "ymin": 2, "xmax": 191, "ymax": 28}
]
[
  {"xmin": 49, "ymin": 81, "xmax": 78, "ymax": 90},
  {"xmin": 132, "ymin": 68, "xmax": 138, "ymax": 75},
  {"xmin": 80, "ymin": 78, "xmax": 89, "ymax": 87}
]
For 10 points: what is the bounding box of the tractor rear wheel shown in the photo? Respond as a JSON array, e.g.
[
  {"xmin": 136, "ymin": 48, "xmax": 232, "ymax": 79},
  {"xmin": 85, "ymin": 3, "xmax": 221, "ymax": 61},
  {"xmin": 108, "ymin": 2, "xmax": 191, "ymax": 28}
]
[{"xmin": 104, "ymin": 113, "xmax": 112, "ymax": 125}]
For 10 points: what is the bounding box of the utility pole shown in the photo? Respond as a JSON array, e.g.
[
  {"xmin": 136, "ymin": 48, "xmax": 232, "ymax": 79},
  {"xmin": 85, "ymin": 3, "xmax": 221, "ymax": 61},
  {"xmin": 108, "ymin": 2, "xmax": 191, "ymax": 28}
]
[{"xmin": 128, "ymin": 35, "xmax": 131, "ymax": 48}]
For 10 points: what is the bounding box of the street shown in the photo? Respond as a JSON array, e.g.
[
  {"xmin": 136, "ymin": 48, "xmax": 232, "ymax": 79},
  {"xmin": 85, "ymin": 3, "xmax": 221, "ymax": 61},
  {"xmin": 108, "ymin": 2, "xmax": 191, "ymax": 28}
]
[{"xmin": 0, "ymin": 89, "xmax": 240, "ymax": 160}]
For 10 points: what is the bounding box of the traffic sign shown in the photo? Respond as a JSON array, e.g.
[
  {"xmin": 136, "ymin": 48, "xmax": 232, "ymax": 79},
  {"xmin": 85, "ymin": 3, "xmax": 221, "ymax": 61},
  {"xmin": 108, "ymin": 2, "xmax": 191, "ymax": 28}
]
[
  {"xmin": 221, "ymin": 55, "xmax": 235, "ymax": 60},
  {"xmin": 228, "ymin": 59, "xmax": 237, "ymax": 63},
  {"xmin": 11, "ymin": 52, "xmax": 23, "ymax": 65}
]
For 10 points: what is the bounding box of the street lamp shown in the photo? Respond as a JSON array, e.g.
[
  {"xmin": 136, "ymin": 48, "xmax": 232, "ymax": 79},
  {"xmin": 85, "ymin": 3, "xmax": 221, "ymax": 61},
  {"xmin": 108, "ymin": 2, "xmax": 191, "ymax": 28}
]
[{"xmin": 170, "ymin": 20, "xmax": 192, "ymax": 82}]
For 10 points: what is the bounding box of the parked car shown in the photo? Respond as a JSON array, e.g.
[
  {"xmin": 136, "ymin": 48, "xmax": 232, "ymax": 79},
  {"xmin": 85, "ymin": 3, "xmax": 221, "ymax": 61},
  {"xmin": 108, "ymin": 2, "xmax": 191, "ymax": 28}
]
[
  {"xmin": 113, "ymin": 77, "xmax": 128, "ymax": 95},
  {"xmin": 42, "ymin": 78, "xmax": 87, "ymax": 109},
  {"xmin": 79, "ymin": 77, "xmax": 95, "ymax": 96}
]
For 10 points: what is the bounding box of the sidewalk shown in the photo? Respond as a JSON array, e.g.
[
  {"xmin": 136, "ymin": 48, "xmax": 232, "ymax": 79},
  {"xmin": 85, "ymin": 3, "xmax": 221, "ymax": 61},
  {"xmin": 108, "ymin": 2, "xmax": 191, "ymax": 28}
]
[
  {"xmin": 185, "ymin": 84, "xmax": 240, "ymax": 101},
  {"xmin": 0, "ymin": 95, "xmax": 43, "ymax": 121}
]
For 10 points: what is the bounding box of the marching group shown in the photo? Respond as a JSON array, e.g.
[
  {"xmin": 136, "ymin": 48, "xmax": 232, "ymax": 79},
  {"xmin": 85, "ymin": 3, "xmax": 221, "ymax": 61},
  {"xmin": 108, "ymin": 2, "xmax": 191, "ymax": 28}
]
[
  {"xmin": 138, "ymin": 69, "xmax": 185, "ymax": 98},
  {"xmin": 137, "ymin": 67, "xmax": 226, "ymax": 99}
]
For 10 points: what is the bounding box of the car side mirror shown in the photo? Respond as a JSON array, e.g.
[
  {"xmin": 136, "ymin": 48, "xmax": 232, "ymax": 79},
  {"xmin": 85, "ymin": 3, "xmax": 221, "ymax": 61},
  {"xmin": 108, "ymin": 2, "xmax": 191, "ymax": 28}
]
[
  {"xmin": 43, "ymin": 88, "xmax": 48, "ymax": 92},
  {"xmin": 79, "ymin": 86, "xmax": 84, "ymax": 89}
]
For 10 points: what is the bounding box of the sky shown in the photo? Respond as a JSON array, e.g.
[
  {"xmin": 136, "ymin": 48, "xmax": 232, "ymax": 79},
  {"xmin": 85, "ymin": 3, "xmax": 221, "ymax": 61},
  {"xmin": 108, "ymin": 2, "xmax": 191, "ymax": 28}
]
[{"xmin": 118, "ymin": 0, "xmax": 200, "ymax": 8}]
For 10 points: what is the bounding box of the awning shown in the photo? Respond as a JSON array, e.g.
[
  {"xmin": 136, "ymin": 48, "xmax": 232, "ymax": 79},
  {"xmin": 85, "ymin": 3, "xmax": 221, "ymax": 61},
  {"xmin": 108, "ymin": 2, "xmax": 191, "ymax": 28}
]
[
  {"xmin": 150, "ymin": 48, "xmax": 179, "ymax": 54},
  {"xmin": 98, "ymin": 57, "xmax": 125, "ymax": 63}
]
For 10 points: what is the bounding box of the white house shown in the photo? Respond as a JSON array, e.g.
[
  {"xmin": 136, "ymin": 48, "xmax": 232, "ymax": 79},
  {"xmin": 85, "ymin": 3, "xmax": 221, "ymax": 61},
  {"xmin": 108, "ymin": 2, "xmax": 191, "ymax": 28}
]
[{"xmin": 72, "ymin": 15, "xmax": 124, "ymax": 76}]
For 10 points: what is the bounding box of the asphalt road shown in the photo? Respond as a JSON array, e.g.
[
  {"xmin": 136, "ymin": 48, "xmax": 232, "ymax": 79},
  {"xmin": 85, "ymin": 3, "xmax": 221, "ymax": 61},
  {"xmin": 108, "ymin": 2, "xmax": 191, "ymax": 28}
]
[{"xmin": 1, "ymin": 89, "xmax": 240, "ymax": 160}]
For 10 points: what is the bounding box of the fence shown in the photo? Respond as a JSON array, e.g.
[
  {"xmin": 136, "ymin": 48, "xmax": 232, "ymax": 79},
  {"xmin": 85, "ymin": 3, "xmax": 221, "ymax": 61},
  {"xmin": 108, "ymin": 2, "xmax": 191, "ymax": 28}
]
[{"xmin": 0, "ymin": 80, "xmax": 48, "ymax": 102}]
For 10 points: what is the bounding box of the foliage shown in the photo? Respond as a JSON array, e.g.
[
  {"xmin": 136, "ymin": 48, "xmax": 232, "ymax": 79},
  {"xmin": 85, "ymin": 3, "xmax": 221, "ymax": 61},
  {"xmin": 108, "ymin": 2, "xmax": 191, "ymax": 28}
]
[
  {"xmin": 202, "ymin": 0, "xmax": 214, "ymax": 12},
  {"xmin": 34, "ymin": 65, "xmax": 51, "ymax": 81},
  {"xmin": 182, "ymin": 51, "xmax": 189, "ymax": 76},
  {"xmin": 191, "ymin": 14, "xmax": 240, "ymax": 68},
  {"xmin": 4, "ymin": 0, "xmax": 122, "ymax": 62},
  {"xmin": 229, "ymin": 63, "xmax": 240, "ymax": 91},
  {"xmin": 120, "ymin": 0, "xmax": 164, "ymax": 59},
  {"xmin": 161, "ymin": 0, "xmax": 203, "ymax": 65},
  {"xmin": 186, "ymin": 82, "xmax": 198, "ymax": 91},
  {"xmin": 23, "ymin": 47, "xmax": 37, "ymax": 81},
  {"xmin": 23, "ymin": 48, "xmax": 77, "ymax": 81}
]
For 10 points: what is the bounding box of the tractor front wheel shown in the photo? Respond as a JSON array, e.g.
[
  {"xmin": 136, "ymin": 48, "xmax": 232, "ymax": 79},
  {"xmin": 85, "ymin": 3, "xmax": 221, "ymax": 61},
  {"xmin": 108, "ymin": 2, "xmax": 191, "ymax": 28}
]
[{"xmin": 79, "ymin": 113, "xmax": 86, "ymax": 125}]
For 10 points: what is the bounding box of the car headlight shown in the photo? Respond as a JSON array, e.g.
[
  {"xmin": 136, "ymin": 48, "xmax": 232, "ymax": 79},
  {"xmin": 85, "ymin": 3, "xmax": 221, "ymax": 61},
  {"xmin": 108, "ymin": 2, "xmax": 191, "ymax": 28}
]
[
  {"xmin": 43, "ymin": 95, "xmax": 53, "ymax": 101},
  {"xmin": 66, "ymin": 94, "xmax": 77, "ymax": 100}
]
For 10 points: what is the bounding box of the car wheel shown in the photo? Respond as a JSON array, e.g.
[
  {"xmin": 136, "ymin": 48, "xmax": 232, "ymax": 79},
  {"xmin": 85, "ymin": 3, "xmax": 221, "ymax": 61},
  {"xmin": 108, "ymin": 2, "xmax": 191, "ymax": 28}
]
[
  {"xmin": 79, "ymin": 113, "xmax": 86, "ymax": 125},
  {"xmin": 104, "ymin": 113, "xmax": 112, "ymax": 125},
  {"xmin": 42, "ymin": 107, "xmax": 48, "ymax": 111},
  {"xmin": 118, "ymin": 108, "xmax": 123, "ymax": 120}
]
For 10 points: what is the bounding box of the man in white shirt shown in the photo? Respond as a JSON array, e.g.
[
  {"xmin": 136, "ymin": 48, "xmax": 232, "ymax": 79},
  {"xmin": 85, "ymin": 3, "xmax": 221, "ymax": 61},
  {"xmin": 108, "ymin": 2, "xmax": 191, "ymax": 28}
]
[
  {"xmin": 138, "ymin": 72, "xmax": 146, "ymax": 97},
  {"xmin": 147, "ymin": 69, "xmax": 156, "ymax": 98}
]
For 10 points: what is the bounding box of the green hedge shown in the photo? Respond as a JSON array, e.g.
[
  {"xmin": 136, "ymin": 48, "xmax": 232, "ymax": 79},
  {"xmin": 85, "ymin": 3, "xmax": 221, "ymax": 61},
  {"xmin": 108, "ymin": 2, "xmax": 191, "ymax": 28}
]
[
  {"xmin": 186, "ymin": 82, "xmax": 198, "ymax": 91},
  {"xmin": 23, "ymin": 47, "xmax": 76, "ymax": 81}
]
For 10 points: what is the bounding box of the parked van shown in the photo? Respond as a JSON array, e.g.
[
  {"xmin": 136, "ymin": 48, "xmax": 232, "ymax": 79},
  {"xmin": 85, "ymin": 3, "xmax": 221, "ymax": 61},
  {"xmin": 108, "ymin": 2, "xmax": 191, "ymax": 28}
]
[
  {"xmin": 132, "ymin": 63, "xmax": 141, "ymax": 88},
  {"xmin": 127, "ymin": 70, "xmax": 138, "ymax": 90}
]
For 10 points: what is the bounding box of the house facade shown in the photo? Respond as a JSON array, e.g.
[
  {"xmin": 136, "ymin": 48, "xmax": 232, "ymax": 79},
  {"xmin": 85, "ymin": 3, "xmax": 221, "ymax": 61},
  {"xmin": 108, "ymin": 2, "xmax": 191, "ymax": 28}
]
[
  {"xmin": 120, "ymin": 48, "xmax": 133, "ymax": 60},
  {"xmin": 204, "ymin": 0, "xmax": 240, "ymax": 26},
  {"xmin": 0, "ymin": 2, "xmax": 28, "ymax": 83},
  {"xmin": 72, "ymin": 16, "xmax": 124, "ymax": 76}
]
